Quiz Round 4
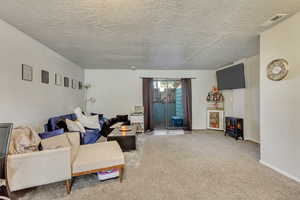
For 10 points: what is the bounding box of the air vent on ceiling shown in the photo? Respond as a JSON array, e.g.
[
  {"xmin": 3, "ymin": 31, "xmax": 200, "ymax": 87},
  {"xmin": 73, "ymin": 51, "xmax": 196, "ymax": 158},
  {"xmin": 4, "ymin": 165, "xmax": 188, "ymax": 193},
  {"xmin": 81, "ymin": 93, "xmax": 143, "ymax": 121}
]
[{"xmin": 261, "ymin": 13, "xmax": 288, "ymax": 27}]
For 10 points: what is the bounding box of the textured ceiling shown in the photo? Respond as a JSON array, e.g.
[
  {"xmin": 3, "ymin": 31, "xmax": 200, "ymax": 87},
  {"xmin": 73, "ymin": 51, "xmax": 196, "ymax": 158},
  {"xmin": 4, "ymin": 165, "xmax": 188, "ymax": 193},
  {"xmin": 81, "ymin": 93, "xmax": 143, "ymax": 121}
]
[{"xmin": 0, "ymin": 0, "xmax": 300, "ymax": 69}]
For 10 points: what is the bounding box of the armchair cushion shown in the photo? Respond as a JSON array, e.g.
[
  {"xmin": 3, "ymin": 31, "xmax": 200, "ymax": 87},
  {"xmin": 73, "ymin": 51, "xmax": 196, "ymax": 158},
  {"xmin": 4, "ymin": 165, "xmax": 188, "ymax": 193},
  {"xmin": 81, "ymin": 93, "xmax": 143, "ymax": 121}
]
[
  {"xmin": 41, "ymin": 134, "xmax": 71, "ymax": 150},
  {"xmin": 7, "ymin": 147, "xmax": 71, "ymax": 192},
  {"xmin": 72, "ymin": 141, "xmax": 124, "ymax": 174},
  {"xmin": 41, "ymin": 132, "xmax": 81, "ymax": 164}
]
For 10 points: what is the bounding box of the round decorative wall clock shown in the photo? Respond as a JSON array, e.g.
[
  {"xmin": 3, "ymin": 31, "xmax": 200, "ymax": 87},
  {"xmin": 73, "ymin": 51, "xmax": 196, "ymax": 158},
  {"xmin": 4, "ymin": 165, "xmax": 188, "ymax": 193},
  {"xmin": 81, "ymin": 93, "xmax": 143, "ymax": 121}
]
[{"xmin": 267, "ymin": 59, "xmax": 289, "ymax": 81}]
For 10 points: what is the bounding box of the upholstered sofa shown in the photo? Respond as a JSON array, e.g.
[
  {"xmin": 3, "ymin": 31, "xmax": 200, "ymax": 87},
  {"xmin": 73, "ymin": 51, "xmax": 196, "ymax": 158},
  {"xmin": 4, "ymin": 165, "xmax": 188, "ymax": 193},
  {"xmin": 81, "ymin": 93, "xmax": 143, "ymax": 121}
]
[{"xmin": 7, "ymin": 132, "xmax": 125, "ymax": 193}]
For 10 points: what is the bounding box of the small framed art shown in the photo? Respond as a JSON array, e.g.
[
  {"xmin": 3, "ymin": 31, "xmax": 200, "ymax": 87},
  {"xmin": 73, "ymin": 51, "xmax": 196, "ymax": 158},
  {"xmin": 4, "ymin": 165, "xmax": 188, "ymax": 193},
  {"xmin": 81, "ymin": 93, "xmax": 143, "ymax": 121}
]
[
  {"xmin": 55, "ymin": 73, "xmax": 62, "ymax": 86},
  {"xmin": 72, "ymin": 79, "xmax": 77, "ymax": 89},
  {"xmin": 22, "ymin": 64, "xmax": 33, "ymax": 81},
  {"xmin": 64, "ymin": 77, "xmax": 69, "ymax": 87},
  {"xmin": 41, "ymin": 70, "xmax": 49, "ymax": 84}
]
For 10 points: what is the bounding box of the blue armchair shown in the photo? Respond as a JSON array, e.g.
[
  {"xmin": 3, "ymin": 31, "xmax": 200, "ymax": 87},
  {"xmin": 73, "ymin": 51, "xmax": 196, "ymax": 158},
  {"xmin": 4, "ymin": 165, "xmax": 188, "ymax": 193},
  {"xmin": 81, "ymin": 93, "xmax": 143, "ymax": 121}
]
[{"xmin": 44, "ymin": 114, "xmax": 101, "ymax": 145}]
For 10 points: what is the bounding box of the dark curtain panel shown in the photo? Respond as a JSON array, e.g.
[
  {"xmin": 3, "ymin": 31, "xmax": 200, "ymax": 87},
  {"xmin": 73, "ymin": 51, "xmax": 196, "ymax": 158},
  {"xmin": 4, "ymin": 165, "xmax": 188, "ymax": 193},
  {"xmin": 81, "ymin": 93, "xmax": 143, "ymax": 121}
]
[
  {"xmin": 143, "ymin": 78, "xmax": 154, "ymax": 131},
  {"xmin": 182, "ymin": 78, "xmax": 192, "ymax": 131}
]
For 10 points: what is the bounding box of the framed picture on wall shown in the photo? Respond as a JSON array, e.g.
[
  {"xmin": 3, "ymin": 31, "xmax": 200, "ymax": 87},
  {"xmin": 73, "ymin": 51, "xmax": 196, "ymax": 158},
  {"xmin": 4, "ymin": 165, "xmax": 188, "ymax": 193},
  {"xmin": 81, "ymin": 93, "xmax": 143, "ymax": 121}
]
[
  {"xmin": 64, "ymin": 77, "xmax": 69, "ymax": 88},
  {"xmin": 78, "ymin": 81, "xmax": 82, "ymax": 90},
  {"xmin": 41, "ymin": 70, "xmax": 49, "ymax": 84},
  {"xmin": 207, "ymin": 109, "xmax": 224, "ymax": 130},
  {"xmin": 72, "ymin": 79, "xmax": 77, "ymax": 89},
  {"xmin": 55, "ymin": 73, "xmax": 62, "ymax": 86},
  {"xmin": 22, "ymin": 64, "xmax": 33, "ymax": 81}
]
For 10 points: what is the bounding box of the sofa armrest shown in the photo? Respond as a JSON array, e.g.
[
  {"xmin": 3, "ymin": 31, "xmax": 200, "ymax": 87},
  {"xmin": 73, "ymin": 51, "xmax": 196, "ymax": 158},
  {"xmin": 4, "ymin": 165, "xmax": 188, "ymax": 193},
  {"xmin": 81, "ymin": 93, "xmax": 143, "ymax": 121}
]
[{"xmin": 7, "ymin": 147, "xmax": 71, "ymax": 192}]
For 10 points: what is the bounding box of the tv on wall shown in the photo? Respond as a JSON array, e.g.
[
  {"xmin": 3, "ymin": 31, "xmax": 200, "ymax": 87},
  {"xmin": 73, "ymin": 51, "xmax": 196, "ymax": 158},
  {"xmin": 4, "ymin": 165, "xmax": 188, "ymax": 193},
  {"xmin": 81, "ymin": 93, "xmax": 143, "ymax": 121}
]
[{"xmin": 216, "ymin": 63, "xmax": 246, "ymax": 90}]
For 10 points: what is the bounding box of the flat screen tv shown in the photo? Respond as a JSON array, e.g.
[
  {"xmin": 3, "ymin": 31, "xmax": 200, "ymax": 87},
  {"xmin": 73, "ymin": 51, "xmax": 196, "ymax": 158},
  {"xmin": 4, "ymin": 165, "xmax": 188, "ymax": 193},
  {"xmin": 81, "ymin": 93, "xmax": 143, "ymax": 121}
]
[{"xmin": 216, "ymin": 63, "xmax": 246, "ymax": 90}]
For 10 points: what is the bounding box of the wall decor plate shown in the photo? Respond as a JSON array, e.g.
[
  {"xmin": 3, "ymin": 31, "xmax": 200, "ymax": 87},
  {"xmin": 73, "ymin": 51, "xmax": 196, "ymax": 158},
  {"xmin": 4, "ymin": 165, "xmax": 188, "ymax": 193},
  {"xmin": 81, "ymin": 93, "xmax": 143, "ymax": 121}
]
[
  {"xmin": 41, "ymin": 70, "xmax": 49, "ymax": 84},
  {"xmin": 267, "ymin": 59, "xmax": 289, "ymax": 81},
  {"xmin": 22, "ymin": 64, "xmax": 33, "ymax": 81}
]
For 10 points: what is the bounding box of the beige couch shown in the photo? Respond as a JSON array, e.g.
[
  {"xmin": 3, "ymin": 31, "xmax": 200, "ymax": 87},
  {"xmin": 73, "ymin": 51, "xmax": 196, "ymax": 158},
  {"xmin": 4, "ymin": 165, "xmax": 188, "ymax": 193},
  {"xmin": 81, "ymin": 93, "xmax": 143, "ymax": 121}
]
[{"xmin": 7, "ymin": 132, "xmax": 125, "ymax": 193}]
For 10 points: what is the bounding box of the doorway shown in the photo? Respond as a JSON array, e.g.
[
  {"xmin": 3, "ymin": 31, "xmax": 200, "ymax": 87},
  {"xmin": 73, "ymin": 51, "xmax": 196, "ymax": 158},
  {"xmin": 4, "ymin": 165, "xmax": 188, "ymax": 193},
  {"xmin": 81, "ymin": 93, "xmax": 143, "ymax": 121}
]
[{"xmin": 152, "ymin": 79, "xmax": 185, "ymax": 130}]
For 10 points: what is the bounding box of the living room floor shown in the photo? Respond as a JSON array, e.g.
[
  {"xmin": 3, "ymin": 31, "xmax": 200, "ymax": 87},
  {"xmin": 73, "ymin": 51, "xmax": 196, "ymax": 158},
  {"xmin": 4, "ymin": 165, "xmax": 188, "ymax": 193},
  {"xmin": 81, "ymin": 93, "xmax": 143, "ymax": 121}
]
[{"xmin": 15, "ymin": 131, "xmax": 300, "ymax": 200}]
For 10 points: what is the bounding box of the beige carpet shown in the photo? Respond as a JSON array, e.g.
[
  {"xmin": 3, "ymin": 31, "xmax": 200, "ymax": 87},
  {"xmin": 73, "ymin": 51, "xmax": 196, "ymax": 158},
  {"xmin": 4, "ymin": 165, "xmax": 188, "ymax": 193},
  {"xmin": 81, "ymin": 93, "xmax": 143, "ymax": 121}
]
[{"xmin": 14, "ymin": 131, "xmax": 300, "ymax": 200}]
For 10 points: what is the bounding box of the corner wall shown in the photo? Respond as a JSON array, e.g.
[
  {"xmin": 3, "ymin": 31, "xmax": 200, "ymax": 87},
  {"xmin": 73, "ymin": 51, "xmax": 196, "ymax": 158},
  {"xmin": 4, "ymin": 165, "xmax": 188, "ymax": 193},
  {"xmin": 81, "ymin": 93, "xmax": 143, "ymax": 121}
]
[
  {"xmin": 222, "ymin": 55, "xmax": 260, "ymax": 143},
  {"xmin": 84, "ymin": 69, "xmax": 216, "ymax": 130},
  {"xmin": 0, "ymin": 19, "xmax": 84, "ymax": 131},
  {"xmin": 260, "ymin": 12, "xmax": 300, "ymax": 182}
]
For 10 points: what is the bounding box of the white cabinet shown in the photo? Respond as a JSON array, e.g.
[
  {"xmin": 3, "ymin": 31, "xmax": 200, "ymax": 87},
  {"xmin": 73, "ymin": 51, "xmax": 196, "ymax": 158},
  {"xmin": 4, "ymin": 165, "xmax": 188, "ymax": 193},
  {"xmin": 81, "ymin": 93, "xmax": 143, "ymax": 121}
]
[
  {"xmin": 207, "ymin": 109, "xmax": 224, "ymax": 130},
  {"xmin": 130, "ymin": 114, "xmax": 144, "ymax": 133}
]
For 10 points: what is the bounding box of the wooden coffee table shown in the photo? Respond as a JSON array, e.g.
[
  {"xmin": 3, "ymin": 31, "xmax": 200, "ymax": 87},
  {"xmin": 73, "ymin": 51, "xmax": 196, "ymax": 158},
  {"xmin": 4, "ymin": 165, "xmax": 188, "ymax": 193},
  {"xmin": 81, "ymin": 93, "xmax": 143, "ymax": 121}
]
[{"xmin": 107, "ymin": 126, "xmax": 137, "ymax": 152}]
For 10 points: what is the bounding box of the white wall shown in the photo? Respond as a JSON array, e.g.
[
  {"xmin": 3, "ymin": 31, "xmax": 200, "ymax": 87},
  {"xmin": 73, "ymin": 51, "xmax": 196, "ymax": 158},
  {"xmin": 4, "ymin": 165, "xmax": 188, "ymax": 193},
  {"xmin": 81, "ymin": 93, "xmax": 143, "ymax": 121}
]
[
  {"xmin": 244, "ymin": 55, "xmax": 260, "ymax": 143},
  {"xmin": 260, "ymin": 12, "xmax": 300, "ymax": 182},
  {"xmin": 85, "ymin": 69, "xmax": 216, "ymax": 130},
  {"xmin": 0, "ymin": 19, "xmax": 84, "ymax": 131},
  {"xmin": 221, "ymin": 55, "xmax": 260, "ymax": 143}
]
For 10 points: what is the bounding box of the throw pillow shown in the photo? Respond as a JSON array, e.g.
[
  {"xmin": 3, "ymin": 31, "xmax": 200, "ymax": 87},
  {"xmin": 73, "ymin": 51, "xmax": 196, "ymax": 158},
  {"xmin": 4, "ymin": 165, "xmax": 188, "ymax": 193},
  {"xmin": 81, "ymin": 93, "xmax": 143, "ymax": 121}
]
[
  {"xmin": 74, "ymin": 107, "xmax": 101, "ymax": 130},
  {"xmin": 9, "ymin": 126, "xmax": 41, "ymax": 155},
  {"xmin": 56, "ymin": 119, "xmax": 69, "ymax": 132},
  {"xmin": 83, "ymin": 115, "xmax": 101, "ymax": 129},
  {"xmin": 66, "ymin": 119, "xmax": 86, "ymax": 133},
  {"xmin": 99, "ymin": 117, "xmax": 107, "ymax": 128},
  {"xmin": 116, "ymin": 115, "xmax": 128, "ymax": 122},
  {"xmin": 91, "ymin": 113, "xmax": 104, "ymax": 120},
  {"xmin": 109, "ymin": 117, "xmax": 118, "ymax": 126},
  {"xmin": 38, "ymin": 128, "xmax": 64, "ymax": 139},
  {"xmin": 100, "ymin": 121, "xmax": 114, "ymax": 137}
]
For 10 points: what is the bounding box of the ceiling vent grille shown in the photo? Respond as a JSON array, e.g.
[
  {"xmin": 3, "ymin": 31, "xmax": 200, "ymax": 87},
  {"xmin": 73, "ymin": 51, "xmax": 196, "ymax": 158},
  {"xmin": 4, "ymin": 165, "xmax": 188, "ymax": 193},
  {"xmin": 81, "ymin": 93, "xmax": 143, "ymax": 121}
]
[{"xmin": 261, "ymin": 13, "xmax": 288, "ymax": 27}]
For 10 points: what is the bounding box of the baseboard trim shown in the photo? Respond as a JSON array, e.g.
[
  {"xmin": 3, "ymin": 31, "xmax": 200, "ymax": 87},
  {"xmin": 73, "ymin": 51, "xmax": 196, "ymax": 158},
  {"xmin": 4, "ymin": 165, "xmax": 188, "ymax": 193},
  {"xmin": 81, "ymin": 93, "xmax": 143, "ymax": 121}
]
[
  {"xmin": 191, "ymin": 129, "xmax": 225, "ymax": 132},
  {"xmin": 245, "ymin": 138, "xmax": 260, "ymax": 144},
  {"xmin": 259, "ymin": 160, "xmax": 300, "ymax": 183}
]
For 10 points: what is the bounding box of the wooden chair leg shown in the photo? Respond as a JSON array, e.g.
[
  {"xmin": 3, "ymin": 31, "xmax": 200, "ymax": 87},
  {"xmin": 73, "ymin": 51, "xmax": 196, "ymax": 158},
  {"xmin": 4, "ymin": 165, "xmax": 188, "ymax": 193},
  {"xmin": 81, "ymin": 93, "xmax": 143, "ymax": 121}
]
[
  {"xmin": 65, "ymin": 179, "xmax": 72, "ymax": 194},
  {"xmin": 119, "ymin": 166, "xmax": 124, "ymax": 183},
  {"xmin": 4, "ymin": 179, "xmax": 12, "ymax": 200}
]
